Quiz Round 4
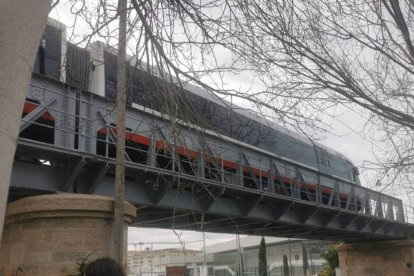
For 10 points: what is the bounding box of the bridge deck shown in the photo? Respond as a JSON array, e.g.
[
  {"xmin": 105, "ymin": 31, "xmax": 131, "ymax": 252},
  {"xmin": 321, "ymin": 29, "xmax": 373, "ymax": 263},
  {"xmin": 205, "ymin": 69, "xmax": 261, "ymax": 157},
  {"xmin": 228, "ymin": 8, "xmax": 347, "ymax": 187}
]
[{"xmin": 9, "ymin": 74, "xmax": 414, "ymax": 241}]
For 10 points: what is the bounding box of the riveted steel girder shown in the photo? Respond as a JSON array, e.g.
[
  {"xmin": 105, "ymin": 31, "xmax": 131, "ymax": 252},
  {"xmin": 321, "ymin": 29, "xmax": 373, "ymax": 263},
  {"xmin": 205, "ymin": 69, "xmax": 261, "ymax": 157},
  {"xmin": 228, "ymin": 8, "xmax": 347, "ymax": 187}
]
[
  {"xmin": 10, "ymin": 138, "xmax": 414, "ymax": 241},
  {"xmin": 9, "ymin": 75, "xmax": 414, "ymax": 242}
]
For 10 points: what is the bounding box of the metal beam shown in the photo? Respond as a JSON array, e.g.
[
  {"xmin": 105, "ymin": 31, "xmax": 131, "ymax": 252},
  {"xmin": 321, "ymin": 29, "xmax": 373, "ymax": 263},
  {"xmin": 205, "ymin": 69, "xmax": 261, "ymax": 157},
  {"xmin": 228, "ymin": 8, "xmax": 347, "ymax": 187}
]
[
  {"xmin": 11, "ymin": 136, "xmax": 414, "ymax": 241},
  {"xmin": 318, "ymin": 210, "xmax": 340, "ymax": 226},
  {"xmin": 327, "ymin": 181, "xmax": 340, "ymax": 207},
  {"xmin": 369, "ymin": 219, "xmax": 387, "ymax": 233},
  {"xmin": 272, "ymin": 162, "xmax": 290, "ymax": 196},
  {"xmin": 241, "ymin": 153, "xmax": 260, "ymax": 189},
  {"xmin": 362, "ymin": 191, "xmax": 371, "ymax": 215},
  {"xmin": 193, "ymin": 182, "xmax": 225, "ymax": 212},
  {"xmin": 96, "ymin": 111, "xmax": 131, "ymax": 162},
  {"xmin": 268, "ymin": 158, "xmax": 275, "ymax": 193},
  {"xmin": 354, "ymin": 216, "xmax": 369, "ymax": 231},
  {"xmin": 197, "ymin": 153, "xmax": 205, "ymax": 178},
  {"xmin": 146, "ymin": 131, "xmax": 156, "ymax": 167},
  {"xmin": 236, "ymin": 194, "xmax": 263, "ymax": 216},
  {"xmin": 86, "ymin": 162, "xmax": 110, "ymax": 194},
  {"xmin": 154, "ymin": 126, "xmax": 186, "ymax": 173},
  {"xmin": 339, "ymin": 213, "xmax": 358, "ymax": 229},
  {"xmin": 298, "ymin": 206, "xmax": 319, "ymax": 223},
  {"xmin": 20, "ymin": 98, "xmax": 57, "ymax": 133},
  {"xmin": 61, "ymin": 157, "xmax": 86, "ymax": 192},
  {"xmin": 375, "ymin": 195, "xmax": 384, "ymax": 218},
  {"xmin": 345, "ymin": 186, "xmax": 355, "ymax": 211},
  {"xmin": 386, "ymin": 200, "xmax": 395, "ymax": 220},
  {"xmin": 271, "ymin": 201, "xmax": 294, "ymax": 220},
  {"xmin": 296, "ymin": 169, "xmax": 315, "ymax": 202},
  {"xmin": 204, "ymin": 144, "xmax": 227, "ymax": 183},
  {"xmin": 144, "ymin": 177, "xmax": 173, "ymax": 204}
]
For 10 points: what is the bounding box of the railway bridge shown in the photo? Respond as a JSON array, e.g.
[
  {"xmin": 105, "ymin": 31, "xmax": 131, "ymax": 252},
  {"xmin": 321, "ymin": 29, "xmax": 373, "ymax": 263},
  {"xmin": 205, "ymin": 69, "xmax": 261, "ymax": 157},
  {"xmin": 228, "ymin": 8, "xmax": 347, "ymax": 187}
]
[
  {"xmin": 2, "ymin": 55, "xmax": 414, "ymax": 276},
  {"xmin": 8, "ymin": 73, "xmax": 414, "ymax": 243},
  {"xmin": 2, "ymin": 10, "xmax": 414, "ymax": 276}
]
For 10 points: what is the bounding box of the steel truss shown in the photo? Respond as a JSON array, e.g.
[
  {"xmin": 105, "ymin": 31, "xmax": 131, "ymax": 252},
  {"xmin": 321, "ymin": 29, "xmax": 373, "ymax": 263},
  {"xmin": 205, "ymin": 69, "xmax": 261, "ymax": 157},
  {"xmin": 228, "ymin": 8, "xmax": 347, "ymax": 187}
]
[{"xmin": 10, "ymin": 74, "xmax": 414, "ymax": 241}]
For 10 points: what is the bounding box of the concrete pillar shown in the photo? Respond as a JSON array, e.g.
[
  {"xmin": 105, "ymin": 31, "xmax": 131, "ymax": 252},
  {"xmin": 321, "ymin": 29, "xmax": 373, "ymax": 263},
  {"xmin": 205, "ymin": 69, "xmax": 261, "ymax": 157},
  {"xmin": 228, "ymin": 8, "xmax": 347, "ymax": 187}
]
[
  {"xmin": 0, "ymin": 194, "xmax": 136, "ymax": 276},
  {"xmin": 0, "ymin": 0, "xmax": 51, "ymax": 244},
  {"xmin": 336, "ymin": 240, "xmax": 414, "ymax": 276}
]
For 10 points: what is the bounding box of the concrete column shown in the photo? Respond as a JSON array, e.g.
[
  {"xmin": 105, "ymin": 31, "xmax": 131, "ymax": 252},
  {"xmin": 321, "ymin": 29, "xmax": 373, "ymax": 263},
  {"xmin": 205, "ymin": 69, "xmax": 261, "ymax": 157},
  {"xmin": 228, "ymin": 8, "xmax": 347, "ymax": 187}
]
[
  {"xmin": 336, "ymin": 240, "xmax": 414, "ymax": 276},
  {"xmin": 0, "ymin": 0, "xmax": 51, "ymax": 244},
  {"xmin": 0, "ymin": 194, "xmax": 136, "ymax": 276}
]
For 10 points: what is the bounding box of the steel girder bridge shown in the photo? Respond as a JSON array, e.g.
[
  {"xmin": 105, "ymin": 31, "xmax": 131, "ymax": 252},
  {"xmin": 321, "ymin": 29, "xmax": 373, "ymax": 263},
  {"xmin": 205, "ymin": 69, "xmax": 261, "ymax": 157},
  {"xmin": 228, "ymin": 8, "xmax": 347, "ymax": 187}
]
[{"xmin": 9, "ymin": 74, "xmax": 414, "ymax": 242}]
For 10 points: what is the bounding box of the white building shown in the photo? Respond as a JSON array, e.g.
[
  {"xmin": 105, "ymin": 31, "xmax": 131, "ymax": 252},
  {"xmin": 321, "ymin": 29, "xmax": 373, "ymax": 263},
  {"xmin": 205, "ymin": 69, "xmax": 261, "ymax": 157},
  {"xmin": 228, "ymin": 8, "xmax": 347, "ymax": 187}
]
[
  {"xmin": 127, "ymin": 248, "xmax": 213, "ymax": 276},
  {"xmin": 207, "ymin": 236, "xmax": 328, "ymax": 276}
]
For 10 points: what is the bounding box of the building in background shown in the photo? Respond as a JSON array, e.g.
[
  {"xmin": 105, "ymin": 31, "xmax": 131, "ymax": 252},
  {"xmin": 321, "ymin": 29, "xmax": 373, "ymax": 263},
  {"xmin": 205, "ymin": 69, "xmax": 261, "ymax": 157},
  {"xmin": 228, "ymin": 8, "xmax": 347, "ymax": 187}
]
[
  {"xmin": 128, "ymin": 248, "xmax": 214, "ymax": 276},
  {"xmin": 127, "ymin": 236, "xmax": 331, "ymax": 276},
  {"xmin": 207, "ymin": 236, "xmax": 329, "ymax": 276}
]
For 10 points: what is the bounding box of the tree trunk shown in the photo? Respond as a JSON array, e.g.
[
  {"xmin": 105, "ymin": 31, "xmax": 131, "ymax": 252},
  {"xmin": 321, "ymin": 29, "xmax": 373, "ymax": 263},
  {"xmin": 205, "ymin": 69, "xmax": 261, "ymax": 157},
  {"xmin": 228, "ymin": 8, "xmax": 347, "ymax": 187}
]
[
  {"xmin": 114, "ymin": 0, "xmax": 127, "ymax": 265},
  {"xmin": 302, "ymin": 243, "xmax": 309, "ymax": 276},
  {"xmin": 258, "ymin": 237, "xmax": 268, "ymax": 276},
  {"xmin": 283, "ymin": 255, "xmax": 289, "ymax": 276},
  {"xmin": 0, "ymin": 0, "xmax": 51, "ymax": 241}
]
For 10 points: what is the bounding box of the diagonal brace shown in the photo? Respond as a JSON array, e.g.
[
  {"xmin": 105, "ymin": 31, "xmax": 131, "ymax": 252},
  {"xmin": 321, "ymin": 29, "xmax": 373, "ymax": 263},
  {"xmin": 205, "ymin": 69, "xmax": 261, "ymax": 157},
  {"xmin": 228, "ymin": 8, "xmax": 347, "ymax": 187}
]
[
  {"xmin": 20, "ymin": 98, "xmax": 57, "ymax": 133},
  {"xmin": 242, "ymin": 153, "xmax": 260, "ymax": 189},
  {"xmin": 62, "ymin": 157, "xmax": 86, "ymax": 191},
  {"xmin": 87, "ymin": 163, "xmax": 110, "ymax": 194},
  {"xmin": 97, "ymin": 111, "xmax": 131, "ymax": 162}
]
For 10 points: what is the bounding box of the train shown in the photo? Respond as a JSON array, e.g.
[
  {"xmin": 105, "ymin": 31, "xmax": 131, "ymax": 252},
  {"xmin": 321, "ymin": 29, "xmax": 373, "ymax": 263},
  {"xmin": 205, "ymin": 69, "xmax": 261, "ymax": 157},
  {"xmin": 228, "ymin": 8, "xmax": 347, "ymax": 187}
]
[{"xmin": 24, "ymin": 18, "xmax": 362, "ymax": 208}]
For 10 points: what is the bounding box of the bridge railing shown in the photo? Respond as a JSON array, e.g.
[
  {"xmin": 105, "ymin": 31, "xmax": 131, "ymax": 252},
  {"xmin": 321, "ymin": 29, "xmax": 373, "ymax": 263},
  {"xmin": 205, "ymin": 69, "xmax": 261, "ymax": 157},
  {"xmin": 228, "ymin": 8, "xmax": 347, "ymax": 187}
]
[{"xmin": 20, "ymin": 75, "xmax": 407, "ymax": 225}]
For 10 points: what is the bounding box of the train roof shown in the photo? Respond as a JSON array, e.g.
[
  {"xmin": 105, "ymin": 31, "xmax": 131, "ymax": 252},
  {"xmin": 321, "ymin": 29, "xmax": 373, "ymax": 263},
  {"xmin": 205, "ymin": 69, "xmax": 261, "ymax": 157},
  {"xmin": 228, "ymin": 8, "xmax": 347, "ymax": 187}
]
[
  {"xmin": 177, "ymin": 74, "xmax": 353, "ymax": 164},
  {"xmin": 88, "ymin": 41, "xmax": 353, "ymax": 165}
]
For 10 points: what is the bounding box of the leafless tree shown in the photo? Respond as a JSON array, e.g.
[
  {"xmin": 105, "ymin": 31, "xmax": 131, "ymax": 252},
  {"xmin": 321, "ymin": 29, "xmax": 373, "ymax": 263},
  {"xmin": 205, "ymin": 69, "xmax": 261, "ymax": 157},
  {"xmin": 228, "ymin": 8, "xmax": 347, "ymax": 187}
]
[
  {"xmin": 61, "ymin": 0, "xmax": 318, "ymax": 127},
  {"xmin": 222, "ymin": 0, "xmax": 414, "ymax": 198},
  {"xmin": 0, "ymin": 0, "xmax": 407, "ymax": 261}
]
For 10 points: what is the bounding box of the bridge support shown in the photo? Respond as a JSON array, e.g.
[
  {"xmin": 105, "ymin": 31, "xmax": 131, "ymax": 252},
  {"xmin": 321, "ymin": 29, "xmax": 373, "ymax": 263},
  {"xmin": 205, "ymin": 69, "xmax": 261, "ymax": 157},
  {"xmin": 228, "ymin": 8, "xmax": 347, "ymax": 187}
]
[
  {"xmin": 336, "ymin": 240, "xmax": 414, "ymax": 276},
  {"xmin": 0, "ymin": 194, "xmax": 136, "ymax": 276}
]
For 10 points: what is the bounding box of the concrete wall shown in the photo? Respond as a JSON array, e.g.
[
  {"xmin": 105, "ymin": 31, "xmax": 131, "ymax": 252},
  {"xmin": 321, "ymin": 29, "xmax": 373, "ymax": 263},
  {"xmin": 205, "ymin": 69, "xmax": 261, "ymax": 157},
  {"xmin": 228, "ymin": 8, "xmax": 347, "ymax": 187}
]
[{"xmin": 0, "ymin": 194, "xmax": 136, "ymax": 276}]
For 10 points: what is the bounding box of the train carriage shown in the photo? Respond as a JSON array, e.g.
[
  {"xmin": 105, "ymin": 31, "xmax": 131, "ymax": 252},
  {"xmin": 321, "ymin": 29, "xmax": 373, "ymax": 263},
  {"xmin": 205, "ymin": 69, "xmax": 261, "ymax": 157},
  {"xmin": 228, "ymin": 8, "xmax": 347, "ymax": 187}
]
[{"xmin": 24, "ymin": 19, "xmax": 363, "ymax": 210}]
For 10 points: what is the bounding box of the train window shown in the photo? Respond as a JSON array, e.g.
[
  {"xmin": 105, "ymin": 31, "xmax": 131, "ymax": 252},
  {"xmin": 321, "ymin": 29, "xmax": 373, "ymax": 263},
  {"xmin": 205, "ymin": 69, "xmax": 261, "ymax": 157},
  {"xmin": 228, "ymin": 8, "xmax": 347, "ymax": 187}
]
[
  {"xmin": 108, "ymin": 78, "xmax": 117, "ymax": 90},
  {"xmin": 317, "ymin": 147, "xmax": 331, "ymax": 167},
  {"xmin": 351, "ymin": 166, "xmax": 359, "ymax": 182},
  {"xmin": 353, "ymin": 166, "xmax": 359, "ymax": 175}
]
